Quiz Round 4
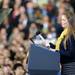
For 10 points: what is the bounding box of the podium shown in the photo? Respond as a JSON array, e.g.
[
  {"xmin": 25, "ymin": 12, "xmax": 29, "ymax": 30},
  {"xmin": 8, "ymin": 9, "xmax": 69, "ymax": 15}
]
[{"xmin": 28, "ymin": 44, "xmax": 60, "ymax": 75}]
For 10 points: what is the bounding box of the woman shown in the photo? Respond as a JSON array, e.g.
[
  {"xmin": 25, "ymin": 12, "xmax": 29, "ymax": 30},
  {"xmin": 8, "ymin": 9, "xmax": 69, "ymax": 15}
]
[{"xmin": 55, "ymin": 3, "xmax": 75, "ymax": 75}]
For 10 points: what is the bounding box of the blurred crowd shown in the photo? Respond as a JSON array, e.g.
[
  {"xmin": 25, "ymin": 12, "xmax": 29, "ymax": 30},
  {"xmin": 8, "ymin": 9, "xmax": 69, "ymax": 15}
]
[{"xmin": 0, "ymin": 0, "xmax": 74, "ymax": 75}]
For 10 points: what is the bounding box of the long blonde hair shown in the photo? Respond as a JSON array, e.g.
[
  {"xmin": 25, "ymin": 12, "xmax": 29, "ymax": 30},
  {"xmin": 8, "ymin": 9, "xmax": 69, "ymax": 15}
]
[{"xmin": 62, "ymin": 3, "xmax": 75, "ymax": 48}]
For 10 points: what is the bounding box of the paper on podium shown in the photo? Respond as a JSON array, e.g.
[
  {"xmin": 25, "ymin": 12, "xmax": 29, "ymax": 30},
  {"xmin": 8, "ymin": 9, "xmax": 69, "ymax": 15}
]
[{"xmin": 28, "ymin": 44, "xmax": 60, "ymax": 75}]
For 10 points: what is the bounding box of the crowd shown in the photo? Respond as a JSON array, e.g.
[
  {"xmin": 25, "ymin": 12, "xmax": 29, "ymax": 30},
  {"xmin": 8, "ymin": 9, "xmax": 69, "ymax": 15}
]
[{"xmin": 0, "ymin": 0, "xmax": 74, "ymax": 75}]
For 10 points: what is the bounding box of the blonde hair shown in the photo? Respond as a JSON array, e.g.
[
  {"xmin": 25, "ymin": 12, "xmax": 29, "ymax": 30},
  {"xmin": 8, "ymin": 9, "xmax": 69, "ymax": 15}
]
[{"xmin": 61, "ymin": 3, "xmax": 75, "ymax": 48}]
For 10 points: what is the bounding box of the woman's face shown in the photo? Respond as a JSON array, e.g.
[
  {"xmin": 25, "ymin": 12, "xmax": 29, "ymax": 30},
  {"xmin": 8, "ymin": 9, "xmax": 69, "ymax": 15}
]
[{"xmin": 60, "ymin": 14, "xmax": 69, "ymax": 28}]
